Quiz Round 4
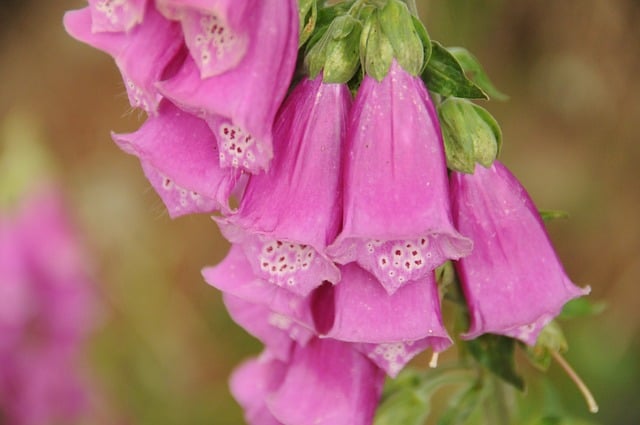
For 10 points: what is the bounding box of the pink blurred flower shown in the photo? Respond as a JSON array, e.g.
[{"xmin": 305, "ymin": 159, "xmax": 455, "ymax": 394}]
[
  {"xmin": 0, "ymin": 186, "xmax": 97, "ymax": 425},
  {"xmin": 450, "ymin": 162, "xmax": 590, "ymax": 345},
  {"xmin": 328, "ymin": 60, "xmax": 472, "ymax": 295}
]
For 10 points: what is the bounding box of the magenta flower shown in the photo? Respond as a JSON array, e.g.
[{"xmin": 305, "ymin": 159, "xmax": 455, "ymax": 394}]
[
  {"xmin": 157, "ymin": 0, "xmax": 299, "ymax": 173},
  {"xmin": 232, "ymin": 339, "xmax": 385, "ymax": 425},
  {"xmin": 450, "ymin": 162, "xmax": 590, "ymax": 345},
  {"xmin": 88, "ymin": 0, "xmax": 148, "ymax": 32},
  {"xmin": 216, "ymin": 76, "xmax": 350, "ymax": 295},
  {"xmin": 64, "ymin": 3, "xmax": 183, "ymax": 113},
  {"xmin": 328, "ymin": 60, "xmax": 472, "ymax": 295},
  {"xmin": 155, "ymin": 0, "xmax": 250, "ymax": 78},
  {"xmin": 312, "ymin": 264, "xmax": 451, "ymax": 377},
  {"xmin": 0, "ymin": 186, "xmax": 96, "ymax": 425},
  {"xmin": 112, "ymin": 100, "xmax": 238, "ymax": 217}
]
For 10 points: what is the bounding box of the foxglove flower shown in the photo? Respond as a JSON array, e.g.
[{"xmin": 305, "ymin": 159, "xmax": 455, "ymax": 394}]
[
  {"xmin": 450, "ymin": 161, "xmax": 590, "ymax": 345},
  {"xmin": 112, "ymin": 101, "xmax": 238, "ymax": 217},
  {"xmin": 0, "ymin": 186, "xmax": 96, "ymax": 425},
  {"xmin": 155, "ymin": 0, "xmax": 250, "ymax": 78},
  {"xmin": 203, "ymin": 245, "xmax": 316, "ymax": 338},
  {"xmin": 64, "ymin": 4, "xmax": 183, "ymax": 113},
  {"xmin": 312, "ymin": 264, "xmax": 451, "ymax": 377},
  {"xmin": 158, "ymin": 0, "xmax": 299, "ymax": 173},
  {"xmin": 216, "ymin": 76, "xmax": 350, "ymax": 295},
  {"xmin": 328, "ymin": 60, "xmax": 472, "ymax": 295}
]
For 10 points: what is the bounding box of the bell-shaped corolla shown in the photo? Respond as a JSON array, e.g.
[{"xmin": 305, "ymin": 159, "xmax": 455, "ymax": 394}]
[
  {"xmin": 450, "ymin": 161, "xmax": 590, "ymax": 345},
  {"xmin": 112, "ymin": 101, "xmax": 238, "ymax": 217},
  {"xmin": 312, "ymin": 264, "xmax": 451, "ymax": 377},
  {"xmin": 328, "ymin": 60, "xmax": 472, "ymax": 295},
  {"xmin": 216, "ymin": 76, "xmax": 350, "ymax": 296},
  {"xmin": 157, "ymin": 0, "xmax": 299, "ymax": 173},
  {"xmin": 64, "ymin": 4, "xmax": 183, "ymax": 114}
]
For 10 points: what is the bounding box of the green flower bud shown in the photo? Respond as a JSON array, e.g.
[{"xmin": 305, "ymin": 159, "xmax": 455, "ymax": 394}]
[{"xmin": 437, "ymin": 98, "xmax": 502, "ymax": 173}]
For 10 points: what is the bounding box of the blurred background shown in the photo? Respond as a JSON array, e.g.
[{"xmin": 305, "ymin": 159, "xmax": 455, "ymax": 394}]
[{"xmin": 0, "ymin": 0, "xmax": 638, "ymax": 423}]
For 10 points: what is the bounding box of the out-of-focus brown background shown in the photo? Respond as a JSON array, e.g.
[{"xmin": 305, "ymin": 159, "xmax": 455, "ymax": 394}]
[{"xmin": 1, "ymin": 0, "xmax": 638, "ymax": 424}]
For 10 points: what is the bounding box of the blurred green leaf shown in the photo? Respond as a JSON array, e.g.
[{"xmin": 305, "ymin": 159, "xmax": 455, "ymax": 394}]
[
  {"xmin": 449, "ymin": 47, "xmax": 508, "ymax": 101},
  {"xmin": 525, "ymin": 321, "xmax": 568, "ymax": 371},
  {"xmin": 539, "ymin": 209, "xmax": 570, "ymax": 222},
  {"xmin": 466, "ymin": 334, "xmax": 525, "ymax": 390},
  {"xmin": 558, "ymin": 298, "xmax": 606, "ymax": 320},
  {"xmin": 423, "ymin": 42, "xmax": 488, "ymax": 99},
  {"xmin": 437, "ymin": 383, "xmax": 483, "ymax": 425}
]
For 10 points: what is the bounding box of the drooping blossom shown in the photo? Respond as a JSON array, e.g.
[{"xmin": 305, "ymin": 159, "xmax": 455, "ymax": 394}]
[
  {"xmin": 312, "ymin": 264, "xmax": 451, "ymax": 377},
  {"xmin": 64, "ymin": 3, "xmax": 184, "ymax": 114},
  {"xmin": 112, "ymin": 100, "xmax": 238, "ymax": 217},
  {"xmin": 328, "ymin": 60, "xmax": 472, "ymax": 295},
  {"xmin": 203, "ymin": 245, "xmax": 316, "ymax": 354},
  {"xmin": 0, "ymin": 186, "xmax": 97, "ymax": 425},
  {"xmin": 232, "ymin": 339, "xmax": 385, "ymax": 425},
  {"xmin": 216, "ymin": 76, "xmax": 350, "ymax": 295},
  {"xmin": 158, "ymin": 0, "xmax": 299, "ymax": 173},
  {"xmin": 450, "ymin": 162, "xmax": 590, "ymax": 345}
]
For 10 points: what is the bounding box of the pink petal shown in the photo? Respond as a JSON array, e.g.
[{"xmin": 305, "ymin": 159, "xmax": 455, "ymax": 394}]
[
  {"xmin": 328, "ymin": 61, "xmax": 472, "ymax": 295},
  {"xmin": 88, "ymin": 0, "xmax": 148, "ymax": 32},
  {"xmin": 450, "ymin": 162, "xmax": 590, "ymax": 345},
  {"xmin": 269, "ymin": 338, "xmax": 385, "ymax": 425},
  {"xmin": 64, "ymin": 5, "xmax": 183, "ymax": 113},
  {"xmin": 112, "ymin": 101, "xmax": 238, "ymax": 217},
  {"xmin": 158, "ymin": 0, "xmax": 299, "ymax": 173},
  {"xmin": 216, "ymin": 77, "xmax": 349, "ymax": 296}
]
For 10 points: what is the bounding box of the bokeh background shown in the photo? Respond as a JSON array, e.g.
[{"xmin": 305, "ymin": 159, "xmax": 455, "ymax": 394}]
[{"xmin": 1, "ymin": 0, "xmax": 638, "ymax": 423}]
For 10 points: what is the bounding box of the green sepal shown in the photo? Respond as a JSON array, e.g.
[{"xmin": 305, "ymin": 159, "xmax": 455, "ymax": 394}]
[
  {"xmin": 423, "ymin": 42, "xmax": 488, "ymax": 99},
  {"xmin": 438, "ymin": 98, "xmax": 502, "ymax": 173},
  {"xmin": 298, "ymin": 0, "xmax": 317, "ymax": 46},
  {"xmin": 558, "ymin": 298, "xmax": 606, "ymax": 320},
  {"xmin": 539, "ymin": 209, "xmax": 570, "ymax": 222},
  {"xmin": 465, "ymin": 334, "xmax": 525, "ymax": 391},
  {"xmin": 377, "ymin": 0, "xmax": 425, "ymax": 76},
  {"xmin": 305, "ymin": 14, "xmax": 362, "ymax": 83},
  {"xmin": 411, "ymin": 15, "xmax": 432, "ymax": 74},
  {"xmin": 449, "ymin": 47, "xmax": 508, "ymax": 101},
  {"xmin": 360, "ymin": 9, "xmax": 394, "ymax": 81},
  {"xmin": 525, "ymin": 321, "xmax": 568, "ymax": 371}
]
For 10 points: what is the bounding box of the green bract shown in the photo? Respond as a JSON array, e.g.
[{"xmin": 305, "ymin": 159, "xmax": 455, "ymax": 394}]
[{"xmin": 437, "ymin": 98, "xmax": 502, "ymax": 173}]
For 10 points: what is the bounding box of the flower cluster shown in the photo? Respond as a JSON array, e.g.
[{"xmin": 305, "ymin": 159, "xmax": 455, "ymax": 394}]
[
  {"xmin": 64, "ymin": 1, "xmax": 590, "ymax": 423},
  {"xmin": 0, "ymin": 186, "xmax": 97, "ymax": 425}
]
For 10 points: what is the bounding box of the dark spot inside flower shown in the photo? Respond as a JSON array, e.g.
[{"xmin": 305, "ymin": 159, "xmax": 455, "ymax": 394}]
[
  {"xmin": 300, "ymin": 244, "xmax": 307, "ymax": 249},
  {"xmin": 278, "ymin": 256, "xmax": 285, "ymax": 262},
  {"xmin": 266, "ymin": 246, "xmax": 273, "ymax": 253},
  {"xmin": 415, "ymin": 260, "xmax": 422, "ymax": 266},
  {"xmin": 395, "ymin": 250, "xmax": 402, "ymax": 256},
  {"xmin": 276, "ymin": 241, "xmax": 283, "ymax": 247},
  {"xmin": 404, "ymin": 261, "xmax": 411, "ymax": 269},
  {"xmin": 311, "ymin": 282, "xmax": 335, "ymax": 335},
  {"xmin": 262, "ymin": 262, "xmax": 268, "ymax": 268},
  {"xmin": 412, "ymin": 250, "xmax": 418, "ymax": 256}
]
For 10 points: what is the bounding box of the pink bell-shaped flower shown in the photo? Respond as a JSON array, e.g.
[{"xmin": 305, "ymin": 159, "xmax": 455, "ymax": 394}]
[
  {"xmin": 63, "ymin": 4, "xmax": 183, "ymax": 114},
  {"xmin": 328, "ymin": 60, "xmax": 472, "ymax": 295},
  {"xmin": 216, "ymin": 76, "xmax": 350, "ymax": 296},
  {"xmin": 158, "ymin": 0, "xmax": 299, "ymax": 173},
  {"xmin": 112, "ymin": 101, "xmax": 238, "ymax": 217},
  {"xmin": 312, "ymin": 264, "xmax": 451, "ymax": 377},
  {"xmin": 450, "ymin": 161, "xmax": 590, "ymax": 345}
]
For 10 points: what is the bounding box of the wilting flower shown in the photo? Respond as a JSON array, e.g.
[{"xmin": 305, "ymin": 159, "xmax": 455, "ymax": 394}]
[
  {"xmin": 312, "ymin": 264, "xmax": 451, "ymax": 377},
  {"xmin": 328, "ymin": 60, "xmax": 472, "ymax": 295},
  {"xmin": 158, "ymin": 0, "xmax": 299, "ymax": 173},
  {"xmin": 0, "ymin": 186, "xmax": 96, "ymax": 425},
  {"xmin": 232, "ymin": 339, "xmax": 385, "ymax": 425},
  {"xmin": 216, "ymin": 76, "xmax": 350, "ymax": 296},
  {"xmin": 112, "ymin": 100, "xmax": 238, "ymax": 217},
  {"xmin": 450, "ymin": 161, "xmax": 590, "ymax": 345},
  {"xmin": 64, "ymin": 3, "xmax": 183, "ymax": 114}
]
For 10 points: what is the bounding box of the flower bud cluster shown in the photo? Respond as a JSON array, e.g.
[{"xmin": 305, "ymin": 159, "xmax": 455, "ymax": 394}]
[{"xmin": 64, "ymin": 1, "xmax": 590, "ymax": 423}]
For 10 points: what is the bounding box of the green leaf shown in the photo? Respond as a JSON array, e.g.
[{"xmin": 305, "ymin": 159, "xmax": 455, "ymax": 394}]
[
  {"xmin": 539, "ymin": 209, "xmax": 570, "ymax": 222},
  {"xmin": 378, "ymin": 0, "xmax": 424, "ymax": 75},
  {"xmin": 525, "ymin": 321, "xmax": 568, "ymax": 371},
  {"xmin": 437, "ymin": 383, "xmax": 483, "ymax": 425},
  {"xmin": 558, "ymin": 298, "xmax": 606, "ymax": 320},
  {"xmin": 423, "ymin": 42, "xmax": 488, "ymax": 99},
  {"xmin": 449, "ymin": 47, "xmax": 508, "ymax": 101},
  {"xmin": 298, "ymin": 0, "xmax": 317, "ymax": 46},
  {"xmin": 466, "ymin": 334, "xmax": 525, "ymax": 390}
]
